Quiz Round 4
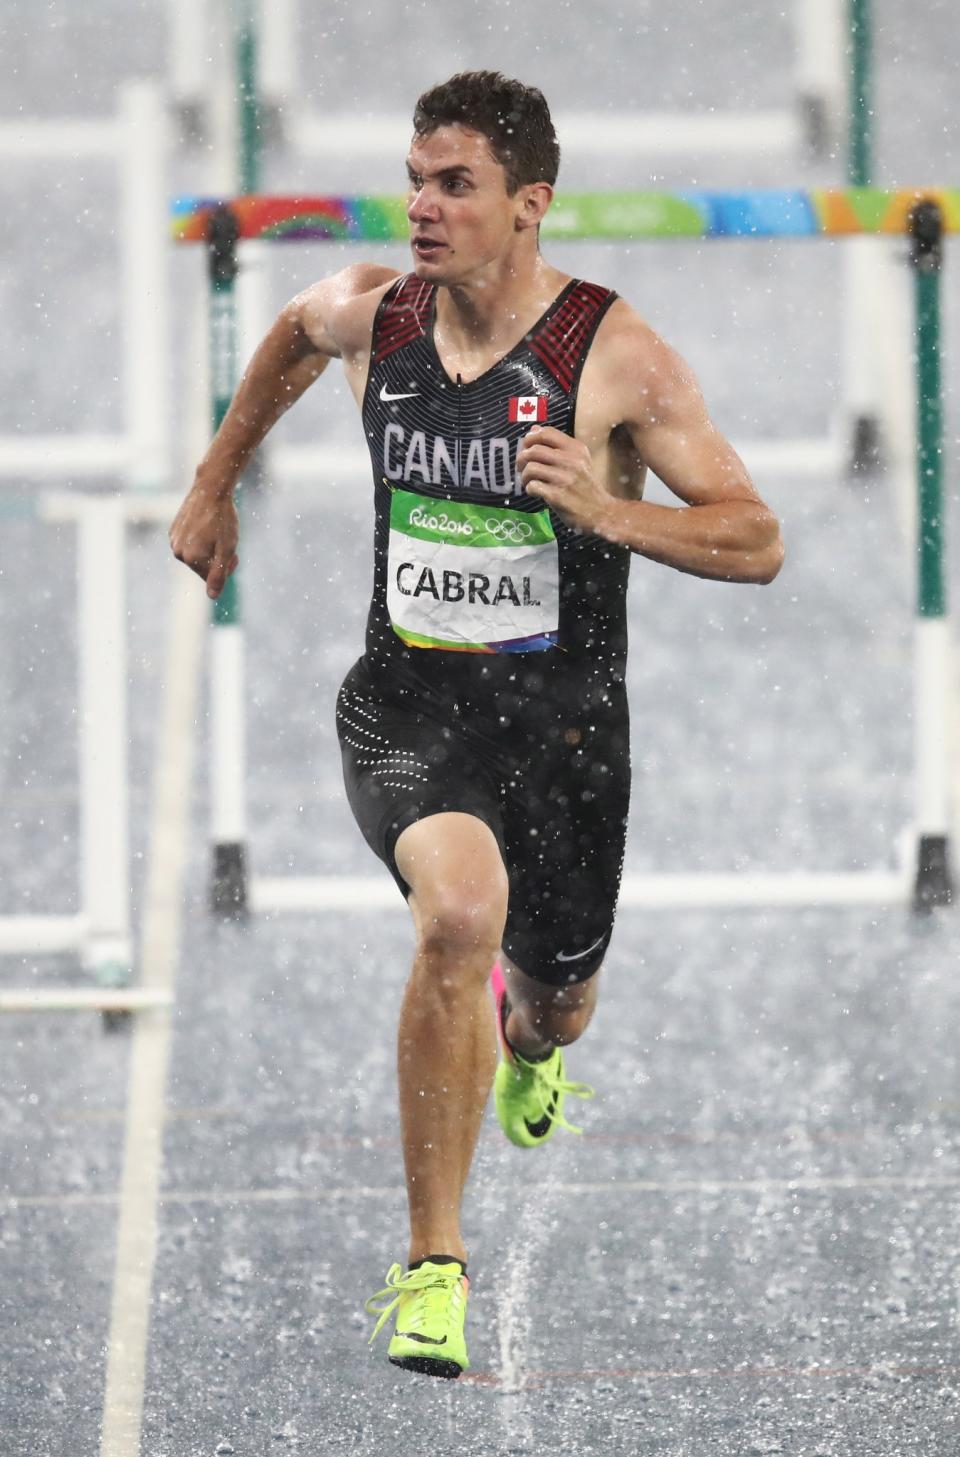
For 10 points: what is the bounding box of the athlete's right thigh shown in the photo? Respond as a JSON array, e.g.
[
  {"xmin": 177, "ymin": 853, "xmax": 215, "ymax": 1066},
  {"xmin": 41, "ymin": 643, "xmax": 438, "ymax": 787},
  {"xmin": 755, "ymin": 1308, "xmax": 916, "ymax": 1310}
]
[
  {"xmin": 336, "ymin": 659, "xmax": 507, "ymax": 902},
  {"xmin": 396, "ymin": 812, "xmax": 509, "ymax": 960}
]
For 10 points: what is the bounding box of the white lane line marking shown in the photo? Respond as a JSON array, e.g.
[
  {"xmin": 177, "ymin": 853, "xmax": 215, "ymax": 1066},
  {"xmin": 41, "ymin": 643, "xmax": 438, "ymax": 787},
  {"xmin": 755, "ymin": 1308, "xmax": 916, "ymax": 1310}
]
[
  {"xmin": 9, "ymin": 1171, "xmax": 960, "ymax": 1214},
  {"xmin": 98, "ymin": 571, "xmax": 205, "ymax": 1457}
]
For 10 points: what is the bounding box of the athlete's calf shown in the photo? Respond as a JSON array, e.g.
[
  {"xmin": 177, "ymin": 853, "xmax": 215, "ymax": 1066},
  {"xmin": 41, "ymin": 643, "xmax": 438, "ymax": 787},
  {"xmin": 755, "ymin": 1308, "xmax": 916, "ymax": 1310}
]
[{"xmin": 499, "ymin": 955, "xmax": 601, "ymax": 1060}]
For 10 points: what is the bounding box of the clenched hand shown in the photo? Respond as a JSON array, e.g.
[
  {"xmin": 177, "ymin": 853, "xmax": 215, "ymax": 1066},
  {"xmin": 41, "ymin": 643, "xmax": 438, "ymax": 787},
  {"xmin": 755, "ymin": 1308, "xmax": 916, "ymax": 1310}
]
[
  {"xmin": 169, "ymin": 486, "xmax": 240, "ymax": 600},
  {"xmin": 517, "ymin": 426, "xmax": 613, "ymax": 534}
]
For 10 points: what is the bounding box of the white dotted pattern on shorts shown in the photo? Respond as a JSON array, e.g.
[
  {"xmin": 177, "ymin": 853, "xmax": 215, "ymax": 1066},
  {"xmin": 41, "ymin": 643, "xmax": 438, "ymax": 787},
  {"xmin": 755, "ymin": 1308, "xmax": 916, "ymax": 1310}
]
[{"xmin": 338, "ymin": 691, "xmax": 432, "ymax": 790}]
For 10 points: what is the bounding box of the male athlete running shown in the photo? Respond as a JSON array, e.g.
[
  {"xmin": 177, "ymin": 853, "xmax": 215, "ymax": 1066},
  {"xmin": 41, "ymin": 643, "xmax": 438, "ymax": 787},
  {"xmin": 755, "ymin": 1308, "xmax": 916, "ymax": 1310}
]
[{"xmin": 170, "ymin": 71, "xmax": 783, "ymax": 1379}]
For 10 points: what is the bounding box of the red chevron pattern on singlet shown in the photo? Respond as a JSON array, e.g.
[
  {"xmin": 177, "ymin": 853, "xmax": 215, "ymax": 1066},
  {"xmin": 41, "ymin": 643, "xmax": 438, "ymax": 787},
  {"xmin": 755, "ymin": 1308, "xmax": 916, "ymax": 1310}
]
[
  {"xmin": 373, "ymin": 276, "xmax": 434, "ymax": 365},
  {"xmin": 528, "ymin": 281, "xmax": 614, "ymax": 393},
  {"xmin": 373, "ymin": 275, "xmax": 613, "ymax": 388}
]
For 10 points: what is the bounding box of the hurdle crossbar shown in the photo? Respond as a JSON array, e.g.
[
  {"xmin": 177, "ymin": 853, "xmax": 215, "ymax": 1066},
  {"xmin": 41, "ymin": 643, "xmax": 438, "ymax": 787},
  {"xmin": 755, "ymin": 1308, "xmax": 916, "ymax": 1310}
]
[
  {"xmin": 250, "ymin": 871, "xmax": 912, "ymax": 917},
  {"xmin": 175, "ymin": 188, "xmax": 954, "ymax": 913},
  {"xmin": 0, "ymin": 987, "xmax": 173, "ymax": 1015},
  {"xmin": 290, "ymin": 110, "xmax": 810, "ymax": 161}
]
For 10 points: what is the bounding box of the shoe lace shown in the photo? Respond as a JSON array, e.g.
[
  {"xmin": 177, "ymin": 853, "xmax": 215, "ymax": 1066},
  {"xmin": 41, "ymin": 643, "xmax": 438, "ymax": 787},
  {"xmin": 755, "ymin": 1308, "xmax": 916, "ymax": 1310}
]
[
  {"xmin": 523, "ymin": 1052, "xmax": 595, "ymax": 1135},
  {"xmin": 364, "ymin": 1263, "xmax": 464, "ymax": 1345}
]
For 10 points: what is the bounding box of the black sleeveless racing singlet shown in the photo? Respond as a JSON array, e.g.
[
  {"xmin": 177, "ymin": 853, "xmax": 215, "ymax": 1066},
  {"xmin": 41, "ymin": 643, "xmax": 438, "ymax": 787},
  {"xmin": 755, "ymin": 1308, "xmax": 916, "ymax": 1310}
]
[{"xmin": 357, "ymin": 274, "xmax": 631, "ymax": 734}]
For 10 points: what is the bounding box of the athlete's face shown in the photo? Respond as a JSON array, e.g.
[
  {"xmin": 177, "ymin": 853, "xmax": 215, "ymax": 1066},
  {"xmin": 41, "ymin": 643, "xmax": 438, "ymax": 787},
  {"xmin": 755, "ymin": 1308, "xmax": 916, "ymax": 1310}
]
[{"xmin": 405, "ymin": 126, "xmax": 539, "ymax": 283}]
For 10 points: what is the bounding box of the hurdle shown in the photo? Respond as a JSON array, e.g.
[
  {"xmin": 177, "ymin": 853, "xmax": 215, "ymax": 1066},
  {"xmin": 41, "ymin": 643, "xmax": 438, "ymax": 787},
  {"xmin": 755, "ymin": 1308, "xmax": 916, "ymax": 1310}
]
[
  {"xmin": 0, "ymin": 491, "xmax": 179, "ymax": 1015},
  {"xmin": 194, "ymin": 0, "xmax": 883, "ymax": 482},
  {"xmin": 173, "ymin": 186, "xmax": 955, "ymax": 916},
  {"xmin": 0, "ymin": 82, "xmax": 170, "ymax": 491},
  {"xmin": 172, "ymin": 0, "xmax": 846, "ymax": 159}
]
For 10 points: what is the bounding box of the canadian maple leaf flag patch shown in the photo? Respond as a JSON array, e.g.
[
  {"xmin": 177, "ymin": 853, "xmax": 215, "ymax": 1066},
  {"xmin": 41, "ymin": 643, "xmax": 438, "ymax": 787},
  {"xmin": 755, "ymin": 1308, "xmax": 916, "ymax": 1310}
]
[{"xmin": 508, "ymin": 395, "xmax": 548, "ymax": 424}]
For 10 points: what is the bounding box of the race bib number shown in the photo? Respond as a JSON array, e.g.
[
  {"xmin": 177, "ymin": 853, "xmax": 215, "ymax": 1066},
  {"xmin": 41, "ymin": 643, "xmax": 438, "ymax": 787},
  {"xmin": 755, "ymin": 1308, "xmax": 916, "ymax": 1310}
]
[{"xmin": 387, "ymin": 488, "xmax": 559, "ymax": 652}]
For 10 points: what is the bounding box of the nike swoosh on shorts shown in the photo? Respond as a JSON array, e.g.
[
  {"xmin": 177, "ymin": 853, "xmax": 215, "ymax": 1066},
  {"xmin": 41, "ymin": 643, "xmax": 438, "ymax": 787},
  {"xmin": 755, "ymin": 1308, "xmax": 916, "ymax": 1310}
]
[
  {"xmin": 379, "ymin": 385, "xmax": 419, "ymax": 401},
  {"xmin": 555, "ymin": 932, "xmax": 607, "ymax": 963}
]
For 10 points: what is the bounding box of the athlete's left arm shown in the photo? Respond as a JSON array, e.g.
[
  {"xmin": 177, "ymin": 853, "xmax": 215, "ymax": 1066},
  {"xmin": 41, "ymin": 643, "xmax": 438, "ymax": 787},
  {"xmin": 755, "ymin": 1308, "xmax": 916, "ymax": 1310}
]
[{"xmin": 519, "ymin": 312, "xmax": 784, "ymax": 584}]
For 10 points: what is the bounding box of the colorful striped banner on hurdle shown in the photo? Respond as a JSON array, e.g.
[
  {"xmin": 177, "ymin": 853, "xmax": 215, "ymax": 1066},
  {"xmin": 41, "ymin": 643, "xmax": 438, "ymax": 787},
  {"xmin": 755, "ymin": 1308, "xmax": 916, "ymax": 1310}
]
[{"xmin": 171, "ymin": 189, "xmax": 960, "ymax": 244}]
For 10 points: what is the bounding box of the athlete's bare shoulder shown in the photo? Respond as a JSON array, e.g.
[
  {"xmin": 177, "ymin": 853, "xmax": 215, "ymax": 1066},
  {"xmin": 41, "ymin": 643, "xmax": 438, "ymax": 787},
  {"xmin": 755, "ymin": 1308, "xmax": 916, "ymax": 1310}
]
[
  {"xmin": 287, "ymin": 263, "xmax": 402, "ymax": 361},
  {"xmin": 589, "ymin": 295, "xmax": 698, "ymax": 430}
]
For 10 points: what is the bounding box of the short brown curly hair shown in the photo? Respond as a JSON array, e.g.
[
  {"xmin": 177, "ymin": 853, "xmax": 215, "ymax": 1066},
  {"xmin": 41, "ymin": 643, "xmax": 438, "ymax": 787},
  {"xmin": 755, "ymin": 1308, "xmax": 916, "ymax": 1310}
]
[{"xmin": 413, "ymin": 71, "xmax": 560, "ymax": 196}]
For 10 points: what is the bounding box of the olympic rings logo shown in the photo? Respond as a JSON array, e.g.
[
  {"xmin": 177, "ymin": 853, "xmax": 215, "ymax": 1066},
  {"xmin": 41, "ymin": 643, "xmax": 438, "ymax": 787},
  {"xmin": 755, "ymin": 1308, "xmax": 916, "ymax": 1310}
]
[{"xmin": 483, "ymin": 517, "xmax": 534, "ymax": 544}]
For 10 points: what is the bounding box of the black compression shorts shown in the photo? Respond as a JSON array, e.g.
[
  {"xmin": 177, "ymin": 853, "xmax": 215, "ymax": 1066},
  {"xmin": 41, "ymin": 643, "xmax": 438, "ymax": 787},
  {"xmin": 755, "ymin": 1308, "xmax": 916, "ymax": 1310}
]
[{"xmin": 335, "ymin": 657, "xmax": 630, "ymax": 986}]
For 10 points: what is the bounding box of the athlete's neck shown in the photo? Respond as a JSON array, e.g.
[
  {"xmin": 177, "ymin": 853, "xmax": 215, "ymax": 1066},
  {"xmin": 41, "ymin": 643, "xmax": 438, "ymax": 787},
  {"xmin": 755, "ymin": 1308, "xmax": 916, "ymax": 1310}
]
[{"xmin": 434, "ymin": 258, "xmax": 570, "ymax": 356}]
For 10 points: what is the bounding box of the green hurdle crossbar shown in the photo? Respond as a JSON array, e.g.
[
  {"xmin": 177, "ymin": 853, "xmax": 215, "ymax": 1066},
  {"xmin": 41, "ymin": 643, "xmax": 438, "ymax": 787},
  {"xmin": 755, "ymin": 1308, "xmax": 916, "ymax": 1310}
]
[{"xmin": 184, "ymin": 189, "xmax": 953, "ymax": 912}]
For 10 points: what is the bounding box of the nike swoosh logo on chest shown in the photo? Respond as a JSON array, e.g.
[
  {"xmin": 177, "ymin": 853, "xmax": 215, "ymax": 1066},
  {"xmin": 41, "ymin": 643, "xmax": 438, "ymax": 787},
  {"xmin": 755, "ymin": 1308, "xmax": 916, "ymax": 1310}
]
[{"xmin": 380, "ymin": 385, "xmax": 419, "ymax": 402}]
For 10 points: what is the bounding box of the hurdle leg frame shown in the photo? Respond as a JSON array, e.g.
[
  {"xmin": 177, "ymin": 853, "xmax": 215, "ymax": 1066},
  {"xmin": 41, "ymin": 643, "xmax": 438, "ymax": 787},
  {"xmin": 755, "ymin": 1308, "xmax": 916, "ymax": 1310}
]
[
  {"xmin": 0, "ymin": 493, "xmax": 184, "ymax": 1014},
  {"xmin": 169, "ymin": 0, "xmax": 209, "ymax": 141},
  {"xmin": 204, "ymin": 0, "xmax": 269, "ymax": 913},
  {"xmin": 794, "ymin": 0, "xmax": 847, "ymax": 156},
  {"xmin": 909, "ymin": 201, "xmax": 953, "ymax": 910},
  {"xmin": 77, "ymin": 501, "xmax": 132, "ymax": 978},
  {"xmin": 842, "ymin": 0, "xmax": 885, "ymax": 475},
  {"xmin": 0, "ymin": 498, "xmax": 130, "ymax": 977},
  {"xmin": 120, "ymin": 82, "xmax": 171, "ymax": 494},
  {"xmin": 256, "ymin": 0, "xmax": 296, "ymax": 143},
  {"xmin": 206, "ymin": 206, "xmax": 249, "ymax": 914}
]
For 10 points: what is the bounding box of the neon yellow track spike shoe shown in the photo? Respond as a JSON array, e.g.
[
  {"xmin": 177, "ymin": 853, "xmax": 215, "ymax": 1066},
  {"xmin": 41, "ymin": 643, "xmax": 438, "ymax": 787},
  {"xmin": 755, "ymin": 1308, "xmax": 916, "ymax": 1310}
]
[
  {"xmin": 365, "ymin": 1260, "xmax": 469, "ymax": 1379},
  {"xmin": 491, "ymin": 961, "xmax": 595, "ymax": 1149}
]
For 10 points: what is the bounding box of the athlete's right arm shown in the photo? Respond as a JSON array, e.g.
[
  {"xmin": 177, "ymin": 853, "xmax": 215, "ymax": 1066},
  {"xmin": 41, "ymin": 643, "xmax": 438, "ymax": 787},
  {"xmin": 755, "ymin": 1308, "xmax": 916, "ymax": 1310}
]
[{"xmin": 169, "ymin": 262, "xmax": 398, "ymax": 598}]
